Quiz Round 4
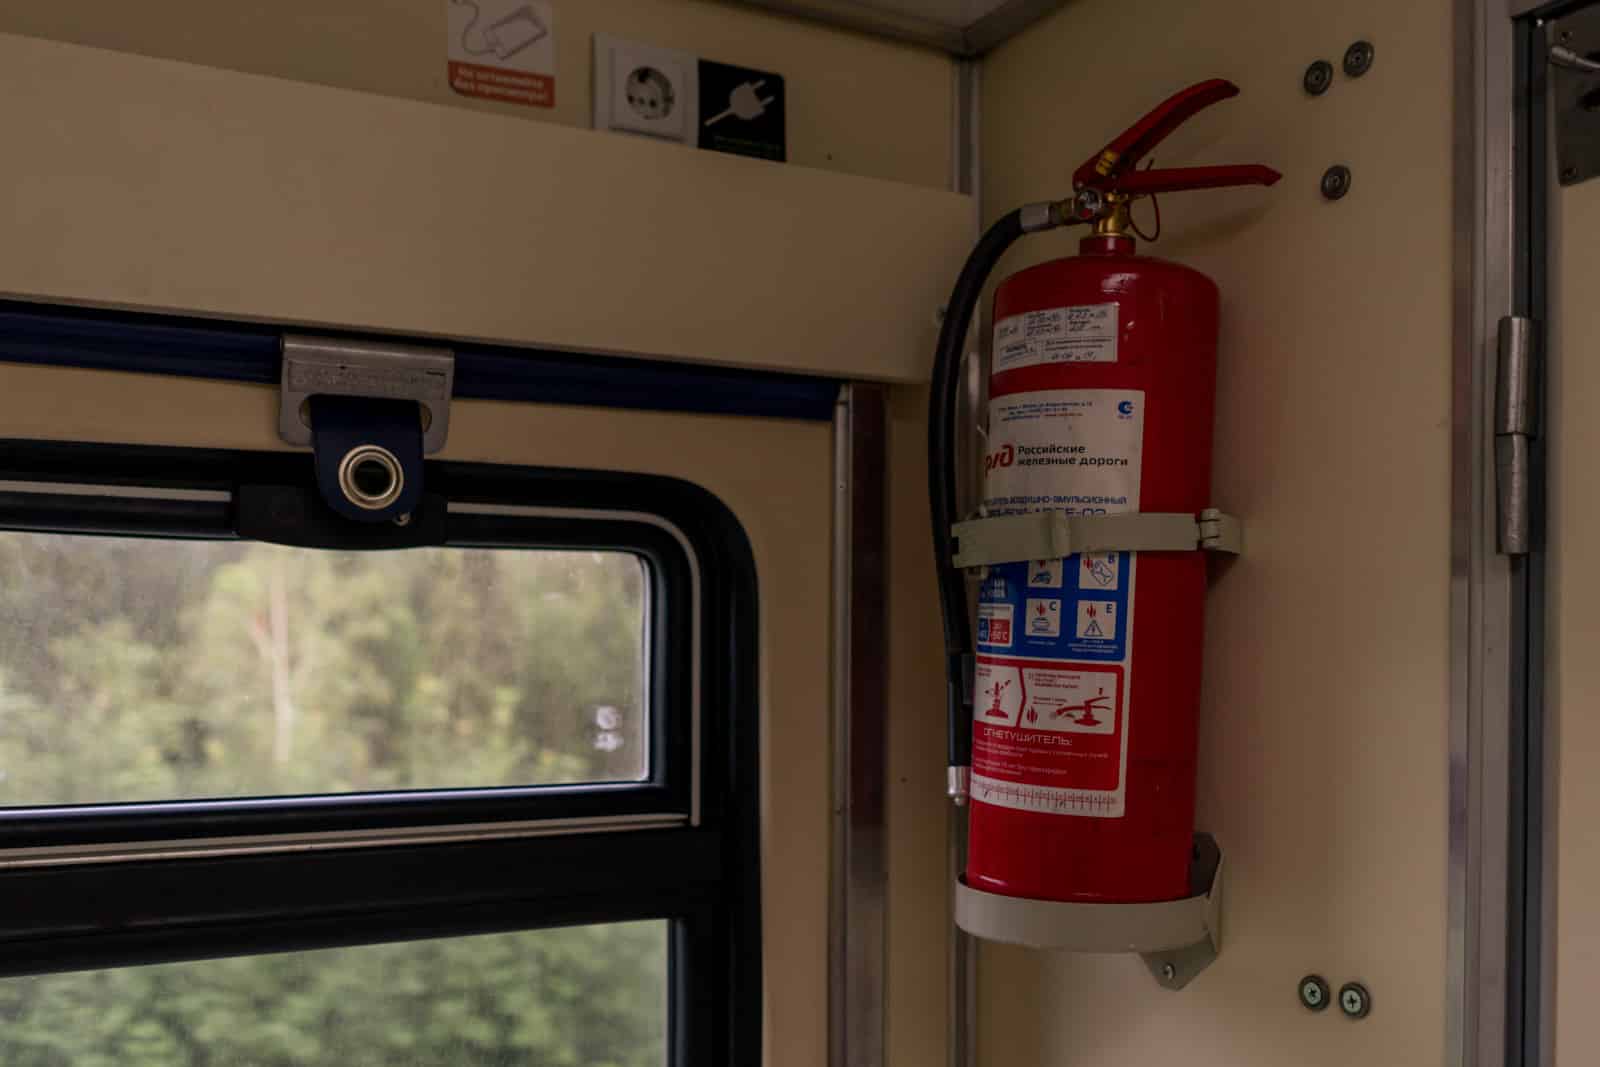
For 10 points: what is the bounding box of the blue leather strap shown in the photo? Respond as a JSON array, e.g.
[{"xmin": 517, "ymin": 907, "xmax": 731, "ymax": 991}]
[{"xmin": 308, "ymin": 395, "xmax": 423, "ymax": 523}]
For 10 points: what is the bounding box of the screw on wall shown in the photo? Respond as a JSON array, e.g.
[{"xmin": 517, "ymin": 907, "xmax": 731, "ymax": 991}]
[
  {"xmin": 1343, "ymin": 40, "xmax": 1376, "ymax": 77},
  {"xmin": 1298, "ymin": 974, "xmax": 1331, "ymax": 1012},
  {"xmin": 1303, "ymin": 59, "xmax": 1334, "ymax": 96},
  {"xmin": 1338, "ymin": 981, "xmax": 1372, "ymax": 1019},
  {"xmin": 1321, "ymin": 165, "xmax": 1352, "ymax": 200}
]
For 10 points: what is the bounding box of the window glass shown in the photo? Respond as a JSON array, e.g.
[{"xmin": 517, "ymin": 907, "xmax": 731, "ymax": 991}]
[
  {"xmin": 0, "ymin": 533, "xmax": 648, "ymax": 806},
  {"xmin": 0, "ymin": 922, "xmax": 667, "ymax": 1066}
]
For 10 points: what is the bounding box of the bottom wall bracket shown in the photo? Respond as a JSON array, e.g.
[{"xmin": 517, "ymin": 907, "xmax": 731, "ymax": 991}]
[{"xmin": 953, "ymin": 833, "xmax": 1223, "ymax": 991}]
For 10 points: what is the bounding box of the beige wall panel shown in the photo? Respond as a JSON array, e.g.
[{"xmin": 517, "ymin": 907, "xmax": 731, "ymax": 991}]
[
  {"xmin": 884, "ymin": 384, "xmax": 952, "ymax": 1067},
  {"xmin": 978, "ymin": 0, "xmax": 1452, "ymax": 1064},
  {"xmin": 0, "ymin": 32, "xmax": 970, "ymax": 384},
  {"xmin": 1549, "ymin": 159, "xmax": 1600, "ymax": 1066},
  {"xmin": 0, "ymin": 0, "xmax": 953, "ymax": 189},
  {"xmin": 0, "ymin": 361, "xmax": 835, "ymax": 1066}
]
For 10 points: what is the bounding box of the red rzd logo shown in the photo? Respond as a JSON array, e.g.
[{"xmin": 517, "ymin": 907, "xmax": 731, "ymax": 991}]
[{"xmin": 985, "ymin": 444, "xmax": 1014, "ymax": 472}]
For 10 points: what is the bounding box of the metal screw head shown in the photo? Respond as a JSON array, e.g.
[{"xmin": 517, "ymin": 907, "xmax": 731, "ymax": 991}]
[
  {"xmin": 1160, "ymin": 963, "xmax": 1176, "ymax": 981},
  {"xmin": 1298, "ymin": 974, "xmax": 1331, "ymax": 1012},
  {"xmin": 1303, "ymin": 59, "xmax": 1334, "ymax": 96},
  {"xmin": 1338, "ymin": 981, "xmax": 1372, "ymax": 1019},
  {"xmin": 1343, "ymin": 40, "xmax": 1376, "ymax": 77},
  {"xmin": 1321, "ymin": 164, "xmax": 1352, "ymax": 201}
]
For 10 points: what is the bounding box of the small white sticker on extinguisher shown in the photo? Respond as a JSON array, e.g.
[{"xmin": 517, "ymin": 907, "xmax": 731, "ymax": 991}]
[{"xmin": 993, "ymin": 302, "xmax": 1118, "ymax": 372}]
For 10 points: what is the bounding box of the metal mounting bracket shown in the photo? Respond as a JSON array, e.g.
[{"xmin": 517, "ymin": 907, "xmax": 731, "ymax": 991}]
[
  {"xmin": 279, "ymin": 335, "xmax": 455, "ymax": 454},
  {"xmin": 951, "ymin": 509, "xmax": 1241, "ymax": 568},
  {"xmin": 953, "ymin": 833, "xmax": 1223, "ymax": 991},
  {"xmin": 1552, "ymin": 5, "xmax": 1600, "ymax": 186}
]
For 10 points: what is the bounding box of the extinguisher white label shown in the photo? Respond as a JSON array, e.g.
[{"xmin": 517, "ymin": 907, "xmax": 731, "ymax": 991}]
[
  {"xmin": 981, "ymin": 389, "xmax": 1143, "ymax": 517},
  {"xmin": 992, "ymin": 302, "xmax": 1118, "ymax": 373},
  {"xmin": 972, "ymin": 389, "xmax": 1143, "ymax": 819}
]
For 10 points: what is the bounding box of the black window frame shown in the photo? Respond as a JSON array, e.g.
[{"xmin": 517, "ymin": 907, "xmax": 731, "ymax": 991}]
[{"xmin": 0, "ymin": 438, "xmax": 762, "ymax": 1067}]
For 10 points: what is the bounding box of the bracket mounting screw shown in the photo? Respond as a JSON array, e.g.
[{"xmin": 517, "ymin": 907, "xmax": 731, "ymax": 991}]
[
  {"xmin": 1321, "ymin": 164, "xmax": 1352, "ymax": 200},
  {"xmin": 1339, "ymin": 981, "xmax": 1372, "ymax": 1019},
  {"xmin": 1343, "ymin": 40, "xmax": 1376, "ymax": 77},
  {"xmin": 1303, "ymin": 59, "xmax": 1334, "ymax": 96},
  {"xmin": 1298, "ymin": 974, "xmax": 1331, "ymax": 1012}
]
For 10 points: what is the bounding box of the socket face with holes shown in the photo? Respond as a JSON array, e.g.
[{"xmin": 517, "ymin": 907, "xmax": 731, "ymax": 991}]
[{"xmin": 594, "ymin": 36, "xmax": 695, "ymax": 143}]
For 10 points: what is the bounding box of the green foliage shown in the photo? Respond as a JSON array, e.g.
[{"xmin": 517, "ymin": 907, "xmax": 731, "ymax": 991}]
[
  {"xmin": 0, "ymin": 533, "xmax": 662, "ymax": 1065},
  {"xmin": 0, "ymin": 924, "xmax": 666, "ymax": 1067}
]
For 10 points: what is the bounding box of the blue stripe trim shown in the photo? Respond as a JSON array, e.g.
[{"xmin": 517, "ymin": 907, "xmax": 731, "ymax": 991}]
[{"xmin": 0, "ymin": 302, "xmax": 841, "ymax": 421}]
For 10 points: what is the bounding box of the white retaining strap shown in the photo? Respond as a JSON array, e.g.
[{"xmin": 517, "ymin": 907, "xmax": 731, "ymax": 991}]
[{"xmin": 951, "ymin": 508, "xmax": 1241, "ymax": 569}]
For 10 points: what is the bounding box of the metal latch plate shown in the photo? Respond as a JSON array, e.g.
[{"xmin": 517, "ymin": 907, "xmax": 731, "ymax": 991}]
[
  {"xmin": 280, "ymin": 335, "xmax": 455, "ymax": 454},
  {"xmin": 1553, "ymin": 6, "xmax": 1600, "ymax": 186}
]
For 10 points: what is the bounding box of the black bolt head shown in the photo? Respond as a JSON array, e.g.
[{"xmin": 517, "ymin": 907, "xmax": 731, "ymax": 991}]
[
  {"xmin": 1344, "ymin": 40, "xmax": 1376, "ymax": 77},
  {"xmin": 1304, "ymin": 59, "xmax": 1334, "ymax": 96},
  {"xmin": 1321, "ymin": 165, "xmax": 1352, "ymax": 200}
]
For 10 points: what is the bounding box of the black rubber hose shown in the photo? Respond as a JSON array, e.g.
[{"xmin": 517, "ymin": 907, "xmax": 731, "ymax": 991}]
[{"xmin": 928, "ymin": 208, "xmax": 1028, "ymax": 786}]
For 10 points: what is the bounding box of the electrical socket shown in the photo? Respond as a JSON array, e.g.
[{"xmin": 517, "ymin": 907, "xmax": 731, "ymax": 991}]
[{"xmin": 593, "ymin": 35, "xmax": 697, "ymax": 144}]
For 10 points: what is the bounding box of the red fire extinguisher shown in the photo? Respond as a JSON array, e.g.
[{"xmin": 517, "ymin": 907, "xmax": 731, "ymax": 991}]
[{"xmin": 928, "ymin": 80, "xmax": 1279, "ymax": 906}]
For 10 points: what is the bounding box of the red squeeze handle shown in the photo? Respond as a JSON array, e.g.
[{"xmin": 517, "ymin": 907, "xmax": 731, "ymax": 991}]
[
  {"xmin": 1073, "ymin": 78, "xmax": 1281, "ymax": 195},
  {"xmin": 1116, "ymin": 164, "xmax": 1282, "ymax": 197}
]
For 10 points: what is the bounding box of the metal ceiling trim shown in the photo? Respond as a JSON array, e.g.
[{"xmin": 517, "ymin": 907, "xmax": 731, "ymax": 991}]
[
  {"xmin": 964, "ymin": 0, "xmax": 1070, "ymax": 54},
  {"xmin": 726, "ymin": 0, "xmax": 1069, "ymax": 56},
  {"xmin": 732, "ymin": 0, "xmax": 969, "ymax": 52}
]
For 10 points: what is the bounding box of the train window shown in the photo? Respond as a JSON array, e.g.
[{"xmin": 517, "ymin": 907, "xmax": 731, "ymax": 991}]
[
  {"xmin": 0, "ymin": 922, "xmax": 667, "ymax": 1067},
  {"xmin": 0, "ymin": 533, "xmax": 649, "ymax": 807},
  {"xmin": 0, "ymin": 441, "xmax": 762, "ymax": 1067}
]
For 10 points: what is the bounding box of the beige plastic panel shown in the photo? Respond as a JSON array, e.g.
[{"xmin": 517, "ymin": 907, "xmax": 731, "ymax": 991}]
[
  {"xmin": 977, "ymin": 0, "xmax": 1451, "ymax": 1064},
  {"xmin": 1549, "ymin": 148, "xmax": 1600, "ymax": 1066},
  {"xmin": 0, "ymin": 32, "xmax": 970, "ymax": 384},
  {"xmin": 0, "ymin": 0, "xmax": 954, "ymax": 190}
]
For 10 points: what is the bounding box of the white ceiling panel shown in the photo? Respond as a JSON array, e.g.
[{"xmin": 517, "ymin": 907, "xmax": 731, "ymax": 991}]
[
  {"xmin": 731, "ymin": 0, "xmax": 1068, "ymax": 55},
  {"xmin": 857, "ymin": 0, "xmax": 1021, "ymax": 26}
]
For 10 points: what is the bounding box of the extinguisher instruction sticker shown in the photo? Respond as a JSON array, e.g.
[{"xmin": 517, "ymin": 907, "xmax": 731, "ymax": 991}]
[
  {"xmin": 993, "ymin": 302, "xmax": 1118, "ymax": 372},
  {"xmin": 973, "ymin": 388, "xmax": 1143, "ymax": 818}
]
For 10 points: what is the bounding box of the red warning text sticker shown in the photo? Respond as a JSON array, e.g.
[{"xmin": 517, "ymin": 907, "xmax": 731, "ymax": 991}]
[
  {"xmin": 970, "ymin": 655, "xmax": 1126, "ymax": 817},
  {"xmin": 447, "ymin": 0, "xmax": 555, "ymax": 109},
  {"xmin": 449, "ymin": 61, "xmax": 553, "ymax": 107}
]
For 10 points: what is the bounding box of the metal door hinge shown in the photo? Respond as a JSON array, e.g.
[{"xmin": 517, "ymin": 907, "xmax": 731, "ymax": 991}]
[{"xmin": 1495, "ymin": 316, "xmax": 1540, "ymax": 555}]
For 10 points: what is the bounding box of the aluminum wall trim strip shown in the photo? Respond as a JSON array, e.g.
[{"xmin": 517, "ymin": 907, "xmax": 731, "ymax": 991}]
[
  {"xmin": 829, "ymin": 385, "xmax": 890, "ymax": 1067},
  {"xmin": 1451, "ymin": 0, "xmax": 1526, "ymax": 1063}
]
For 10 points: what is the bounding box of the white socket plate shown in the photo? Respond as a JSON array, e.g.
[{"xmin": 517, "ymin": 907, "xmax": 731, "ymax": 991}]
[{"xmin": 592, "ymin": 35, "xmax": 698, "ymax": 144}]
